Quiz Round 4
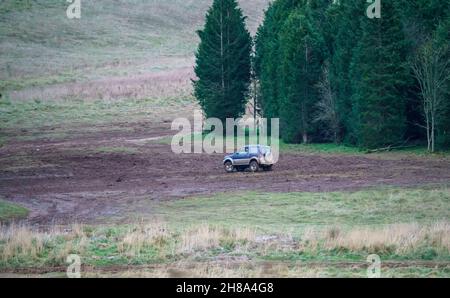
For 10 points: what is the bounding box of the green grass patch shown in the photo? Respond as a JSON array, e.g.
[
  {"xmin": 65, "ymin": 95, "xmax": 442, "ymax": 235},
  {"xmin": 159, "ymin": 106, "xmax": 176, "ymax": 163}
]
[
  {"xmin": 92, "ymin": 146, "xmax": 139, "ymax": 155},
  {"xmin": 0, "ymin": 200, "xmax": 29, "ymax": 222},
  {"xmin": 154, "ymin": 187, "xmax": 450, "ymax": 233},
  {"xmin": 279, "ymin": 142, "xmax": 362, "ymax": 154},
  {"xmin": 0, "ymin": 97, "xmax": 193, "ymax": 132}
]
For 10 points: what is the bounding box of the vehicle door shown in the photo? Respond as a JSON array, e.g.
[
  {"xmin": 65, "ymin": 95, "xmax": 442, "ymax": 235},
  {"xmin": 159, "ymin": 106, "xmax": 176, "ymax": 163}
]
[{"xmin": 234, "ymin": 146, "xmax": 250, "ymax": 165}]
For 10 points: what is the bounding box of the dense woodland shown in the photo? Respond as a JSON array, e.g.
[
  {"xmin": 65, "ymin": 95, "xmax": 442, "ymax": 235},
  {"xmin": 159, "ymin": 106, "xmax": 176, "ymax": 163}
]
[{"xmin": 194, "ymin": 0, "xmax": 450, "ymax": 151}]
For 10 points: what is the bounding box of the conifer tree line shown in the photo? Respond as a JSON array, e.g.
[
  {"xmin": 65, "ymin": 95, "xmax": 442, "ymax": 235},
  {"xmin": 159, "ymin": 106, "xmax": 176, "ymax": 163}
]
[{"xmin": 194, "ymin": 0, "xmax": 449, "ymax": 151}]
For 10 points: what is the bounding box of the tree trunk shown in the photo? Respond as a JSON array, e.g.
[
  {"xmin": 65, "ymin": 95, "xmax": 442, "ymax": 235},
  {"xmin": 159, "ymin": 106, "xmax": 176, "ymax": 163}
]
[
  {"xmin": 426, "ymin": 112, "xmax": 431, "ymax": 152},
  {"xmin": 431, "ymin": 112, "xmax": 435, "ymax": 153},
  {"xmin": 302, "ymin": 42, "xmax": 309, "ymax": 144},
  {"xmin": 303, "ymin": 132, "xmax": 308, "ymax": 144}
]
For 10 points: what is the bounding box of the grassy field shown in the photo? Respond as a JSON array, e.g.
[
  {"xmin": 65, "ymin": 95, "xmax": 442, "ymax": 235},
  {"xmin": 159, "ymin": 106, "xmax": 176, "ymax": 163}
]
[
  {"xmin": 155, "ymin": 187, "xmax": 450, "ymax": 230},
  {"xmin": 0, "ymin": 96, "xmax": 197, "ymax": 146},
  {"xmin": 0, "ymin": 200, "xmax": 28, "ymax": 222},
  {"xmin": 0, "ymin": 0, "xmax": 268, "ymax": 101},
  {"xmin": 0, "ymin": 187, "xmax": 448, "ymax": 277},
  {"xmin": 0, "ymin": 97, "xmax": 195, "ymax": 130}
]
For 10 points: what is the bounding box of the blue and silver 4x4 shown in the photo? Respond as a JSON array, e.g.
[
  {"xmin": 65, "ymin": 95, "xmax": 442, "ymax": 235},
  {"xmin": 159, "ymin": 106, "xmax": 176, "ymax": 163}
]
[{"xmin": 223, "ymin": 145, "xmax": 274, "ymax": 173}]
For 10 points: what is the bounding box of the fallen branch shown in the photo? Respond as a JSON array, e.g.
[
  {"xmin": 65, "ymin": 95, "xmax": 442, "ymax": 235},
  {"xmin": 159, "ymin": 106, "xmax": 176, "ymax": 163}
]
[{"xmin": 366, "ymin": 145, "xmax": 418, "ymax": 154}]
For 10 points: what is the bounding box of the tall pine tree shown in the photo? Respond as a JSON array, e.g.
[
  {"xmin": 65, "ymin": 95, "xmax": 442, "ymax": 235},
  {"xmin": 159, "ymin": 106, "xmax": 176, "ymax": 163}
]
[
  {"xmin": 329, "ymin": 0, "xmax": 365, "ymax": 143},
  {"xmin": 254, "ymin": 0, "xmax": 304, "ymax": 122},
  {"xmin": 193, "ymin": 0, "xmax": 252, "ymax": 121},
  {"xmin": 279, "ymin": 6, "xmax": 325, "ymax": 143},
  {"xmin": 254, "ymin": 0, "xmax": 446, "ymax": 150},
  {"xmin": 350, "ymin": 0, "xmax": 409, "ymax": 148}
]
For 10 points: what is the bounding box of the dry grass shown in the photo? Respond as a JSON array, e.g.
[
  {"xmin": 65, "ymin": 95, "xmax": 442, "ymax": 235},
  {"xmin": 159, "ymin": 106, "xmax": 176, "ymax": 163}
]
[
  {"xmin": 0, "ymin": 221, "xmax": 448, "ymax": 274},
  {"xmin": 177, "ymin": 224, "xmax": 257, "ymax": 253},
  {"xmin": 178, "ymin": 224, "xmax": 222, "ymax": 253},
  {"xmin": 0, "ymin": 225, "xmax": 44, "ymax": 262},
  {"xmin": 118, "ymin": 221, "xmax": 170, "ymax": 257},
  {"xmin": 9, "ymin": 67, "xmax": 195, "ymax": 102},
  {"xmin": 103, "ymin": 262, "xmax": 272, "ymax": 278},
  {"xmin": 0, "ymin": 223, "xmax": 88, "ymax": 263},
  {"xmin": 320, "ymin": 222, "xmax": 450, "ymax": 254}
]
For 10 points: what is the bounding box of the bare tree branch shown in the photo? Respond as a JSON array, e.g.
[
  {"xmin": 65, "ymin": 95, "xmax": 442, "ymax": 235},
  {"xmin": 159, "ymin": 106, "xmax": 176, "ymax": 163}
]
[{"xmin": 410, "ymin": 38, "xmax": 449, "ymax": 152}]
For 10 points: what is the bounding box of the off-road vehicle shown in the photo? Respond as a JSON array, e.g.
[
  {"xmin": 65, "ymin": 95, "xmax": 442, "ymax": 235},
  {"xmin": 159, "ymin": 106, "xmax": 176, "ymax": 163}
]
[{"xmin": 223, "ymin": 145, "xmax": 274, "ymax": 173}]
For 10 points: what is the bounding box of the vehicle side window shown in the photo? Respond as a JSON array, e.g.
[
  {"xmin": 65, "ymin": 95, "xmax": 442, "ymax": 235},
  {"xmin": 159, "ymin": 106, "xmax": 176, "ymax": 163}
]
[{"xmin": 249, "ymin": 146, "xmax": 258, "ymax": 154}]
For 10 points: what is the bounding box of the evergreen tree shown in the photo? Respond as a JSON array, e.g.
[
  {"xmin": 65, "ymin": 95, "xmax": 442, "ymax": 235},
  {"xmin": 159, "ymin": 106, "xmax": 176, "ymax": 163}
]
[
  {"xmin": 329, "ymin": 0, "xmax": 365, "ymax": 143},
  {"xmin": 279, "ymin": 7, "xmax": 325, "ymax": 143},
  {"xmin": 306, "ymin": 0, "xmax": 334, "ymax": 57},
  {"xmin": 254, "ymin": 0, "xmax": 446, "ymax": 150},
  {"xmin": 193, "ymin": 0, "xmax": 252, "ymax": 121},
  {"xmin": 305, "ymin": 0, "xmax": 337, "ymax": 141},
  {"xmin": 350, "ymin": 0, "xmax": 409, "ymax": 148},
  {"xmin": 398, "ymin": 0, "xmax": 449, "ymax": 46},
  {"xmin": 254, "ymin": 0, "xmax": 304, "ymax": 122}
]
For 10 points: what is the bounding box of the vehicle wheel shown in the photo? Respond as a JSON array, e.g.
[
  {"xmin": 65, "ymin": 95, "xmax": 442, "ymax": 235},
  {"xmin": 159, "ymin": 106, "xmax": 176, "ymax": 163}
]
[
  {"xmin": 249, "ymin": 160, "xmax": 259, "ymax": 173},
  {"xmin": 263, "ymin": 165, "xmax": 273, "ymax": 172},
  {"xmin": 224, "ymin": 161, "xmax": 234, "ymax": 173}
]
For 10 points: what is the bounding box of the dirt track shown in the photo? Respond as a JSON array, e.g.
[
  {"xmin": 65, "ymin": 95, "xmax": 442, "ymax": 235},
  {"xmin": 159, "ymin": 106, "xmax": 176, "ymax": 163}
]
[
  {"xmin": 1, "ymin": 122, "xmax": 450, "ymax": 225},
  {"xmin": 1, "ymin": 260, "xmax": 449, "ymax": 277}
]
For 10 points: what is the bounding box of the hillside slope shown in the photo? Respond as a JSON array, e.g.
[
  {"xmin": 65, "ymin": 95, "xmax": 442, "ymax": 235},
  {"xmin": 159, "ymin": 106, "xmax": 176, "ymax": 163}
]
[{"xmin": 0, "ymin": 0, "xmax": 269, "ymax": 100}]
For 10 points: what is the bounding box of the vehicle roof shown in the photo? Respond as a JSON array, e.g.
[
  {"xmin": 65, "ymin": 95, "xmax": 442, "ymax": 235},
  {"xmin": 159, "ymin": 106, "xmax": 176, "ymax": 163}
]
[{"xmin": 244, "ymin": 145, "xmax": 271, "ymax": 148}]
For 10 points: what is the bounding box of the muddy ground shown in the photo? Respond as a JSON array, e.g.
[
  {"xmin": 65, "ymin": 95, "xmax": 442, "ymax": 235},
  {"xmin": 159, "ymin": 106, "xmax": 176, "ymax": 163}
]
[{"xmin": 1, "ymin": 122, "xmax": 450, "ymax": 225}]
